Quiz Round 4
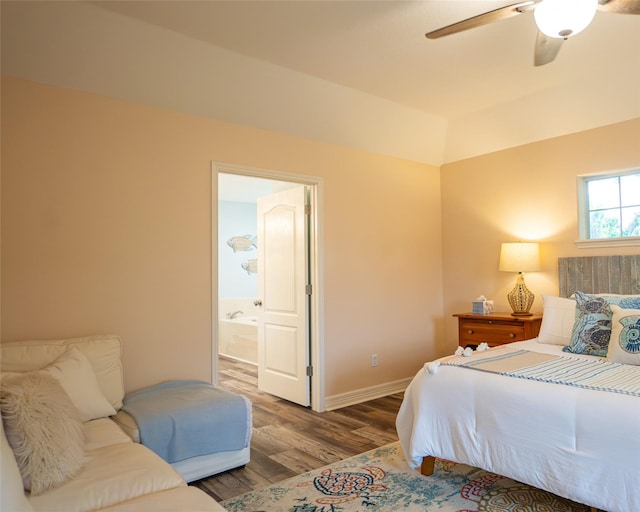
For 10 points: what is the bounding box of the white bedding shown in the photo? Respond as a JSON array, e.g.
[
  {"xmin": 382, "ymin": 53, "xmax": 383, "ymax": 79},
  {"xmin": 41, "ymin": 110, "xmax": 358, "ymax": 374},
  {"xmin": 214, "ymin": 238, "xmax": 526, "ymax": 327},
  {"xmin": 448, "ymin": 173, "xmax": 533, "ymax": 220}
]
[{"xmin": 396, "ymin": 339, "xmax": 640, "ymax": 512}]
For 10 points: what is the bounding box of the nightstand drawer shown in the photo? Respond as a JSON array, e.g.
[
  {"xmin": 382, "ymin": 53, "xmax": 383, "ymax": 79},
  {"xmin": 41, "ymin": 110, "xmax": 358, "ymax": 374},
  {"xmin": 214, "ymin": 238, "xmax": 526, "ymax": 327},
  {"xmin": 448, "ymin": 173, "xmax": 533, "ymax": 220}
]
[
  {"xmin": 453, "ymin": 312, "xmax": 543, "ymax": 348},
  {"xmin": 460, "ymin": 321, "xmax": 525, "ymax": 346}
]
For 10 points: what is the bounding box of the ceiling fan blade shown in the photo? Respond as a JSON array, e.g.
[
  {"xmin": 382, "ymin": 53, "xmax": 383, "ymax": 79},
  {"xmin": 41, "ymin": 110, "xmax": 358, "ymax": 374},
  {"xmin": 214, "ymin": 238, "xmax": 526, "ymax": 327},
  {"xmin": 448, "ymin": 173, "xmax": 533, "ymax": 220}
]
[
  {"xmin": 534, "ymin": 31, "xmax": 564, "ymax": 66},
  {"xmin": 426, "ymin": 1, "xmax": 540, "ymax": 39},
  {"xmin": 597, "ymin": 0, "xmax": 640, "ymax": 14}
]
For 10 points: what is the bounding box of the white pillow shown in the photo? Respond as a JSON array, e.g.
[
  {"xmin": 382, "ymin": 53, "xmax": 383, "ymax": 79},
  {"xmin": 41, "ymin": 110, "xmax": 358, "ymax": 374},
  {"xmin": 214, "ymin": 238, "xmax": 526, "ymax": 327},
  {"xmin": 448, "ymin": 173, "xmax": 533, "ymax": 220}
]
[
  {"xmin": 608, "ymin": 305, "xmax": 640, "ymax": 365},
  {"xmin": 0, "ymin": 372, "xmax": 87, "ymax": 495},
  {"xmin": 537, "ymin": 295, "xmax": 576, "ymax": 345},
  {"xmin": 29, "ymin": 347, "xmax": 117, "ymax": 422}
]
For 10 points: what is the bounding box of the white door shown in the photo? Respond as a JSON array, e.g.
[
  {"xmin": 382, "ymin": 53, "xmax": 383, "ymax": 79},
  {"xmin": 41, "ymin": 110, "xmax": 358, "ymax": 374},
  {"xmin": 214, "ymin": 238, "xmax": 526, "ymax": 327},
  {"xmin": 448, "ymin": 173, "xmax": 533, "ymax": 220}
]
[{"xmin": 256, "ymin": 186, "xmax": 310, "ymax": 406}]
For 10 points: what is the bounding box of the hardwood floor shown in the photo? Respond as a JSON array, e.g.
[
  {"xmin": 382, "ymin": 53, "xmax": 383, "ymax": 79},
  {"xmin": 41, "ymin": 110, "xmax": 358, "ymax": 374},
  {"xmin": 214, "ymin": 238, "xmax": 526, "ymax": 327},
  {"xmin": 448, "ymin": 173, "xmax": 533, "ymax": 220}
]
[{"xmin": 190, "ymin": 357, "xmax": 403, "ymax": 502}]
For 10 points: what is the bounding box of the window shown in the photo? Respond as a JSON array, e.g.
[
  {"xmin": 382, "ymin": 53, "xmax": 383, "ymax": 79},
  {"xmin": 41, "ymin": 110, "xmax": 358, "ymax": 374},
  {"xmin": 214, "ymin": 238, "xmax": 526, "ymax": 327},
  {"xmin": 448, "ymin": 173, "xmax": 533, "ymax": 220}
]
[{"xmin": 578, "ymin": 169, "xmax": 640, "ymax": 245}]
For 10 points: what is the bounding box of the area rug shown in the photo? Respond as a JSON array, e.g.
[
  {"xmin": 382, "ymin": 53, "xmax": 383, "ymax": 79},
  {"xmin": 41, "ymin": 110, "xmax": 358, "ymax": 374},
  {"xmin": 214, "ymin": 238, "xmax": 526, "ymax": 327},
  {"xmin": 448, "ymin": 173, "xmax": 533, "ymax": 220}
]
[{"xmin": 221, "ymin": 442, "xmax": 590, "ymax": 512}]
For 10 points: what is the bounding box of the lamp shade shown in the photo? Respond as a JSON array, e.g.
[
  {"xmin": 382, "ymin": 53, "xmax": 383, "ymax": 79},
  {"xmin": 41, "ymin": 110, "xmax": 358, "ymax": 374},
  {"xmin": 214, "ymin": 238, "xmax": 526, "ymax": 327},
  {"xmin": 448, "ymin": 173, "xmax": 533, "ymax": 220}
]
[
  {"xmin": 499, "ymin": 242, "xmax": 541, "ymax": 273},
  {"xmin": 534, "ymin": 0, "xmax": 598, "ymax": 39}
]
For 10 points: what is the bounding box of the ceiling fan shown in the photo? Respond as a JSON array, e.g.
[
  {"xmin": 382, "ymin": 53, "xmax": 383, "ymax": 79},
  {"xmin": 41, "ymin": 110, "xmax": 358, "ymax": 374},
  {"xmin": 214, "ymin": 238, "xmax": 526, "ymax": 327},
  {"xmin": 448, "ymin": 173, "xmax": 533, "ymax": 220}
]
[{"xmin": 425, "ymin": 0, "xmax": 640, "ymax": 66}]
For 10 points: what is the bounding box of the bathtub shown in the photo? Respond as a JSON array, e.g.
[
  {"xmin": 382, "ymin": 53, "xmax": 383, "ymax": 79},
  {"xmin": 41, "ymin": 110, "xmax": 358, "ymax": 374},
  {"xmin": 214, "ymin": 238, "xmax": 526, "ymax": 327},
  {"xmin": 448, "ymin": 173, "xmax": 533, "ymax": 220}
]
[{"xmin": 218, "ymin": 316, "xmax": 258, "ymax": 364}]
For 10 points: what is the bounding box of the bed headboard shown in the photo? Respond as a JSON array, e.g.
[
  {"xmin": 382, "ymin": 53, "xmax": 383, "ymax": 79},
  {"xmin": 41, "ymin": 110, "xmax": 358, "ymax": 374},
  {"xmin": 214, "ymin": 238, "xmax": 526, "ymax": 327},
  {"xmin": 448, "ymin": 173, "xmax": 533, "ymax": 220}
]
[{"xmin": 558, "ymin": 255, "xmax": 640, "ymax": 297}]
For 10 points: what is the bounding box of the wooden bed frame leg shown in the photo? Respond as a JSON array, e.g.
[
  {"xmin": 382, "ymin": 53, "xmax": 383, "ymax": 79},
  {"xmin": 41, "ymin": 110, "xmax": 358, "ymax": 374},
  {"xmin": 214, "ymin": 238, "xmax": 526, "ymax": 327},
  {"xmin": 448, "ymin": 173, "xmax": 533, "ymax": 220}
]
[{"xmin": 420, "ymin": 456, "xmax": 435, "ymax": 476}]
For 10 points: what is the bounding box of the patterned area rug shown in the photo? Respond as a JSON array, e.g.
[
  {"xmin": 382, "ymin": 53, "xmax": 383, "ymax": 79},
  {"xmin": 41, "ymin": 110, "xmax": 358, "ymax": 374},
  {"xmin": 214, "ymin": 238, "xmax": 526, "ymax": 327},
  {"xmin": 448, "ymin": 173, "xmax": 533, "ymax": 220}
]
[{"xmin": 221, "ymin": 442, "xmax": 590, "ymax": 512}]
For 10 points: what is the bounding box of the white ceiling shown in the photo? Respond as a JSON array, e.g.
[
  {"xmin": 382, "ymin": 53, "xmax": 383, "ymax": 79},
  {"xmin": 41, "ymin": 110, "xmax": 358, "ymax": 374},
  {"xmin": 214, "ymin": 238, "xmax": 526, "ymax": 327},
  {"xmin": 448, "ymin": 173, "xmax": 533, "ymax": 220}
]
[
  {"xmin": 91, "ymin": 0, "xmax": 639, "ymax": 118},
  {"xmin": 2, "ymin": 1, "xmax": 639, "ymax": 165}
]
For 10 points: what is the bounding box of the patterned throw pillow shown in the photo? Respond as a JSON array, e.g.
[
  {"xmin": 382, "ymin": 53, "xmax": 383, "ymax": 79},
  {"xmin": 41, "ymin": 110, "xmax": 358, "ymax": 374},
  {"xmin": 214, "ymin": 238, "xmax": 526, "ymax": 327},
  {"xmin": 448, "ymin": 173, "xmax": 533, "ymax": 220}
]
[
  {"xmin": 609, "ymin": 305, "xmax": 640, "ymax": 365},
  {"xmin": 564, "ymin": 291, "xmax": 640, "ymax": 357}
]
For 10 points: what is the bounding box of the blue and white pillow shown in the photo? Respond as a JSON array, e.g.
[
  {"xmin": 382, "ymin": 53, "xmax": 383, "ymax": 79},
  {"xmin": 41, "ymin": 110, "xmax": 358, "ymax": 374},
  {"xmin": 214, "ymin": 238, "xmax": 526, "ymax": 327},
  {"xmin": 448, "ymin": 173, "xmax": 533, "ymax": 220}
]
[
  {"xmin": 564, "ymin": 291, "xmax": 640, "ymax": 357},
  {"xmin": 609, "ymin": 305, "xmax": 640, "ymax": 365}
]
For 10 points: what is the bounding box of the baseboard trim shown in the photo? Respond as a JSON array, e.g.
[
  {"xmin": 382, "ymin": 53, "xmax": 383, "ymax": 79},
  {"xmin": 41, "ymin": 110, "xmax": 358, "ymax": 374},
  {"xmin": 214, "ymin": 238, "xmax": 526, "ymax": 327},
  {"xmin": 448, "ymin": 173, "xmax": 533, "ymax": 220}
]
[{"xmin": 324, "ymin": 377, "xmax": 412, "ymax": 411}]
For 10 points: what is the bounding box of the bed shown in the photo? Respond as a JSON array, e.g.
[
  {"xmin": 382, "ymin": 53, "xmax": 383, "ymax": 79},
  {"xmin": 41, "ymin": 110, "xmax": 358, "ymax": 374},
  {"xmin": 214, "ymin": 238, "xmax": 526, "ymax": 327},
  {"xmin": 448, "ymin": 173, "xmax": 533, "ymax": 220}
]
[{"xmin": 396, "ymin": 256, "xmax": 640, "ymax": 512}]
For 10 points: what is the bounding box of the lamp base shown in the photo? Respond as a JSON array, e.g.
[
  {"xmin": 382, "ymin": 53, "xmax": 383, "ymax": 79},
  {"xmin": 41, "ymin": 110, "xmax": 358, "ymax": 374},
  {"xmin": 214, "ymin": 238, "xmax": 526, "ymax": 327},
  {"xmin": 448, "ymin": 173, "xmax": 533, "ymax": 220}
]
[{"xmin": 506, "ymin": 272, "xmax": 535, "ymax": 316}]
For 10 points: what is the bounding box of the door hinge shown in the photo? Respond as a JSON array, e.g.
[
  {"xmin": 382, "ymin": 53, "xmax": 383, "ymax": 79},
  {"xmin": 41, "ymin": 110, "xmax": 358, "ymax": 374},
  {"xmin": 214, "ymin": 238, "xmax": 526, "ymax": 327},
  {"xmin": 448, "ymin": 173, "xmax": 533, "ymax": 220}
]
[
  {"xmin": 305, "ymin": 283, "xmax": 312, "ymax": 295},
  {"xmin": 304, "ymin": 204, "xmax": 311, "ymax": 215},
  {"xmin": 306, "ymin": 365, "xmax": 313, "ymax": 377}
]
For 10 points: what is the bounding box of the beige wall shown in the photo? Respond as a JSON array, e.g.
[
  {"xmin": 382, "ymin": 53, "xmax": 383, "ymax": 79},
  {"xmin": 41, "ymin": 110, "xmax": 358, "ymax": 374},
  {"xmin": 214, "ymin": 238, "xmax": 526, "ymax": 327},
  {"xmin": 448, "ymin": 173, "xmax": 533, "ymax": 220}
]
[
  {"xmin": 1, "ymin": 76, "xmax": 444, "ymax": 397},
  {"xmin": 441, "ymin": 118, "xmax": 640, "ymax": 345},
  {"xmin": 3, "ymin": 75, "xmax": 638, "ymax": 401}
]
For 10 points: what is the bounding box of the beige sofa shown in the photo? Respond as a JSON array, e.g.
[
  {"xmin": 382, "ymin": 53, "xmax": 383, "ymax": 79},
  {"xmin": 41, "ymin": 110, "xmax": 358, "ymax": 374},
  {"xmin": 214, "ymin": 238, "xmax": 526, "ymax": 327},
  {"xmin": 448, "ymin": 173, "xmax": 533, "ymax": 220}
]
[{"xmin": 0, "ymin": 335, "xmax": 226, "ymax": 512}]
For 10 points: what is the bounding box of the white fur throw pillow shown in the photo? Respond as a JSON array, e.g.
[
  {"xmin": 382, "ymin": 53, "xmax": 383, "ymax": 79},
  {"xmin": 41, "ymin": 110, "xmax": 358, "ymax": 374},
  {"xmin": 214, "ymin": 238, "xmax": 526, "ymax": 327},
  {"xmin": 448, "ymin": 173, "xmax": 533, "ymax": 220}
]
[{"xmin": 0, "ymin": 372, "xmax": 88, "ymax": 495}]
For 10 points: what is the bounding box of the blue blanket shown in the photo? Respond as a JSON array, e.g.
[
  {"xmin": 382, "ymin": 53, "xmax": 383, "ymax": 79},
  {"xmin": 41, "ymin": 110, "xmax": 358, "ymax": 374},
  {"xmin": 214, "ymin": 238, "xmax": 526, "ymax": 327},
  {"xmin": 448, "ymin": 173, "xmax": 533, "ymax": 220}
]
[{"xmin": 122, "ymin": 380, "xmax": 251, "ymax": 464}]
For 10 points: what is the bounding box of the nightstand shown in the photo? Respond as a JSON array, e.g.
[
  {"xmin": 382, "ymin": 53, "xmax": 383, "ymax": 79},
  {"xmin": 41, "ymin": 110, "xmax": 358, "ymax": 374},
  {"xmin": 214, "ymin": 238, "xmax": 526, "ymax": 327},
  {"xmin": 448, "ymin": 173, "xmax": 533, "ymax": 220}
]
[{"xmin": 453, "ymin": 312, "xmax": 543, "ymax": 348}]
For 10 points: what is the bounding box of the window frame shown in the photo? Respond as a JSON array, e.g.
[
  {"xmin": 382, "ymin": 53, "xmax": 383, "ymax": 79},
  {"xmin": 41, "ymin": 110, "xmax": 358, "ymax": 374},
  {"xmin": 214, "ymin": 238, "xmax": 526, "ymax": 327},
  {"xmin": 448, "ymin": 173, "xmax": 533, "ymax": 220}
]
[{"xmin": 576, "ymin": 167, "xmax": 640, "ymax": 248}]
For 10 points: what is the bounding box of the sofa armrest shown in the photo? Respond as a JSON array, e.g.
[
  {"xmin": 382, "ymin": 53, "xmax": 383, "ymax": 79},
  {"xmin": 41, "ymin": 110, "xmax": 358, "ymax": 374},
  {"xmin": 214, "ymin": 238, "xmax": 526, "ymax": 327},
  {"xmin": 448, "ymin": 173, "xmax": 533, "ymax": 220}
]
[{"xmin": 1, "ymin": 421, "xmax": 35, "ymax": 512}]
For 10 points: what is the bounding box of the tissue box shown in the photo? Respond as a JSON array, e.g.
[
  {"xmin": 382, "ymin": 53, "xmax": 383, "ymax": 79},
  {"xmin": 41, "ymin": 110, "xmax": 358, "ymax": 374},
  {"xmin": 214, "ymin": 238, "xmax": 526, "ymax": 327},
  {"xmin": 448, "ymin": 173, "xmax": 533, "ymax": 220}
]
[
  {"xmin": 472, "ymin": 301, "xmax": 485, "ymax": 314},
  {"xmin": 472, "ymin": 300, "xmax": 494, "ymax": 315}
]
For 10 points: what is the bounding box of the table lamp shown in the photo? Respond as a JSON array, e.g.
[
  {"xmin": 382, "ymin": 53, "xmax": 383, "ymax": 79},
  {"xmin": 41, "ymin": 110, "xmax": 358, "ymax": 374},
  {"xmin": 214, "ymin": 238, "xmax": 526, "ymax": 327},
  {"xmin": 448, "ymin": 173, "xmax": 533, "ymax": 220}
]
[{"xmin": 499, "ymin": 242, "xmax": 540, "ymax": 316}]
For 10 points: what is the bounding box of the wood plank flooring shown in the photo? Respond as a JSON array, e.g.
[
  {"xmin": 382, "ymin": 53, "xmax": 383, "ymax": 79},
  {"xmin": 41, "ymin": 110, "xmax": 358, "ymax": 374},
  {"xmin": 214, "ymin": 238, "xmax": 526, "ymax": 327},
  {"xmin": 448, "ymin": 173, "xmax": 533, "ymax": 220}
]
[{"xmin": 190, "ymin": 357, "xmax": 403, "ymax": 502}]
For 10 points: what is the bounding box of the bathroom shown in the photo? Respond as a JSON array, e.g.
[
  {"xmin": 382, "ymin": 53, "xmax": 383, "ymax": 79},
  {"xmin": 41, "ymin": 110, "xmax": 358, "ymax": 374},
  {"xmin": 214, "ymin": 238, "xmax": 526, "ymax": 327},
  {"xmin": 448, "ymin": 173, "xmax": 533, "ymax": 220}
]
[
  {"xmin": 218, "ymin": 173, "xmax": 300, "ymax": 365},
  {"xmin": 218, "ymin": 193, "xmax": 260, "ymax": 364}
]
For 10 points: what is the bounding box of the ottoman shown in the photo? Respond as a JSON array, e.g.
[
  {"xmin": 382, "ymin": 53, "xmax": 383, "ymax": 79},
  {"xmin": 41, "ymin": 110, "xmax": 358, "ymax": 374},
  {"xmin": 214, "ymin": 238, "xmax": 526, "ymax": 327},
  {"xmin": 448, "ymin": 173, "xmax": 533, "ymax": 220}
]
[{"xmin": 112, "ymin": 380, "xmax": 251, "ymax": 482}]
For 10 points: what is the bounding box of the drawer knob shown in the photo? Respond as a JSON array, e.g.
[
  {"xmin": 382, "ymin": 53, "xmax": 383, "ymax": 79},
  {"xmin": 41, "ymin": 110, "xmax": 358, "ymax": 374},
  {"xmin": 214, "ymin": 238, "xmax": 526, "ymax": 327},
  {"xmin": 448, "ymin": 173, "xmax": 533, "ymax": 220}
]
[
  {"xmin": 468, "ymin": 329, "xmax": 474, "ymax": 335},
  {"xmin": 509, "ymin": 333, "xmax": 515, "ymax": 338}
]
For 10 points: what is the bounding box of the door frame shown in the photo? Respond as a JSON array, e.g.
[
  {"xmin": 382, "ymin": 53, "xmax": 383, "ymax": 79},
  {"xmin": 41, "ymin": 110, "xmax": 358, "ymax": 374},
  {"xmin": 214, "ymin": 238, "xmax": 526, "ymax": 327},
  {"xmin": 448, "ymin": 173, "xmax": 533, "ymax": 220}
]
[{"xmin": 211, "ymin": 161, "xmax": 325, "ymax": 412}]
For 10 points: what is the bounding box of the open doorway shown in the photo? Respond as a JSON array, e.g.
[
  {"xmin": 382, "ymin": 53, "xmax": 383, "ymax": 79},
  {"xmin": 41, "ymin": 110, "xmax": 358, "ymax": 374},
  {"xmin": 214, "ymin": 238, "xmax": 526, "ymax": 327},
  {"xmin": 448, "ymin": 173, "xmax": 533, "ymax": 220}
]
[{"xmin": 211, "ymin": 162, "xmax": 324, "ymax": 411}]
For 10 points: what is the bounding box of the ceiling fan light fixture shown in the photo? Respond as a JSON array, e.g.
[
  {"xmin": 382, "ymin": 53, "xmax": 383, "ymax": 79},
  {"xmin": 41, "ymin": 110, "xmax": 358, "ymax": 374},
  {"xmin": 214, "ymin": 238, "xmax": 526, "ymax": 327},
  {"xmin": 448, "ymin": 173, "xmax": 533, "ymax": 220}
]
[{"xmin": 534, "ymin": 0, "xmax": 598, "ymax": 38}]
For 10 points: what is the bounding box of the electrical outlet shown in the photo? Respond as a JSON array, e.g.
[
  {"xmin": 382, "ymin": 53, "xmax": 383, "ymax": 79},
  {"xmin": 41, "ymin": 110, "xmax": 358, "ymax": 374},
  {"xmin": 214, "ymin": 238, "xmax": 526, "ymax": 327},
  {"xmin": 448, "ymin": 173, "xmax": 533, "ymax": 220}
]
[{"xmin": 371, "ymin": 354, "xmax": 378, "ymax": 367}]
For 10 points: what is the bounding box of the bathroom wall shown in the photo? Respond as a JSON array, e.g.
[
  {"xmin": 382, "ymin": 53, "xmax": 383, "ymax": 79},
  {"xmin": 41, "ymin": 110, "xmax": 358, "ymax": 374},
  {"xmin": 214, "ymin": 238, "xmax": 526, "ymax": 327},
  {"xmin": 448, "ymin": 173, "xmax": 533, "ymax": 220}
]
[
  {"xmin": 219, "ymin": 200, "xmax": 258, "ymax": 300},
  {"xmin": 218, "ymin": 201, "xmax": 259, "ymax": 362}
]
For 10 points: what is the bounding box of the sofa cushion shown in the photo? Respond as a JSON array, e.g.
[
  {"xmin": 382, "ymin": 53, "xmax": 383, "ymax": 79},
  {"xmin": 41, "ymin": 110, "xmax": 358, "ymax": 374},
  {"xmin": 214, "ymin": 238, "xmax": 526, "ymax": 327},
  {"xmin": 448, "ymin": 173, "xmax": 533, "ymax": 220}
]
[
  {"xmin": 0, "ymin": 372, "xmax": 87, "ymax": 495},
  {"xmin": 111, "ymin": 410, "xmax": 141, "ymax": 442},
  {"xmin": 28, "ymin": 442, "xmax": 186, "ymax": 512},
  {"xmin": 0, "ymin": 421, "xmax": 34, "ymax": 512},
  {"xmin": 83, "ymin": 418, "xmax": 133, "ymax": 452},
  {"xmin": 99, "ymin": 486, "xmax": 226, "ymax": 511},
  {"xmin": 1, "ymin": 335, "xmax": 124, "ymax": 410}
]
